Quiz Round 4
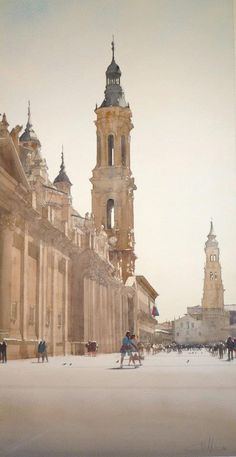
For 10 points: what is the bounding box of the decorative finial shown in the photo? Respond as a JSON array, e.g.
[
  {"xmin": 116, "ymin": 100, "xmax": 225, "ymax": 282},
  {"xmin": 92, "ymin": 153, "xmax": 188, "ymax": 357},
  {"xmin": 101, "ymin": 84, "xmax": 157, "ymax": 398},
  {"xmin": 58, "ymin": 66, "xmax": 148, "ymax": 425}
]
[
  {"xmin": 61, "ymin": 145, "xmax": 65, "ymax": 171},
  {"xmin": 2, "ymin": 113, "xmax": 9, "ymax": 128},
  {"xmin": 208, "ymin": 219, "xmax": 216, "ymax": 239},
  {"xmin": 0, "ymin": 113, "xmax": 9, "ymax": 137},
  {"xmin": 111, "ymin": 36, "xmax": 115, "ymax": 60},
  {"xmin": 27, "ymin": 100, "xmax": 31, "ymax": 126}
]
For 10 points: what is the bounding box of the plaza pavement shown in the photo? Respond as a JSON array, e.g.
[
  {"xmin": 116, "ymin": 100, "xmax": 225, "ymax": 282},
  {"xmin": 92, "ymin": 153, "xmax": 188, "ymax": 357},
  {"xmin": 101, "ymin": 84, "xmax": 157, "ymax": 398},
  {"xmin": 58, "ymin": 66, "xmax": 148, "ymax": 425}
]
[{"xmin": 0, "ymin": 350, "xmax": 235, "ymax": 457}]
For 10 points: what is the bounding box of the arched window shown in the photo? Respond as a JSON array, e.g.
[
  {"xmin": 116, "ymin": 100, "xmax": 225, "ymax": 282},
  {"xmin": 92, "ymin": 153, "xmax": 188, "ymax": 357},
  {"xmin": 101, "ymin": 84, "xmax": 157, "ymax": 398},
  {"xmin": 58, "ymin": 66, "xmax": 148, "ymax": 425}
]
[
  {"xmin": 210, "ymin": 272, "xmax": 214, "ymax": 280},
  {"xmin": 108, "ymin": 135, "xmax": 114, "ymax": 166},
  {"xmin": 107, "ymin": 199, "xmax": 114, "ymax": 229},
  {"xmin": 97, "ymin": 135, "xmax": 101, "ymax": 166},
  {"xmin": 121, "ymin": 135, "xmax": 126, "ymax": 166}
]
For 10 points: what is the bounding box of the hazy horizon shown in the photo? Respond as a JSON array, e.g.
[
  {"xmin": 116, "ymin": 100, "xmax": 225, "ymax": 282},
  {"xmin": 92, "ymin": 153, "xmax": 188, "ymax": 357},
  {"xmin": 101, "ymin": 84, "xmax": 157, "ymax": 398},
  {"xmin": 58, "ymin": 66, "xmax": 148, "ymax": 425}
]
[{"xmin": 1, "ymin": 0, "xmax": 236, "ymax": 320}]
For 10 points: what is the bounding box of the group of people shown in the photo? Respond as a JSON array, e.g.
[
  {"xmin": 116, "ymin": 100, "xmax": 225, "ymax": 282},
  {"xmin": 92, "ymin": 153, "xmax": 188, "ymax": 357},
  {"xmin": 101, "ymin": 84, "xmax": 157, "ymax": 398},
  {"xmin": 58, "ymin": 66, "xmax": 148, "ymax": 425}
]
[
  {"xmin": 120, "ymin": 331, "xmax": 142, "ymax": 368},
  {"xmin": 37, "ymin": 340, "xmax": 48, "ymax": 362},
  {"xmin": 0, "ymin": 340, "xmax": 7, "ymax": 363},
  {"xmin": 85, "ymin": 340, "xmax": 98, "ymax": 356}
]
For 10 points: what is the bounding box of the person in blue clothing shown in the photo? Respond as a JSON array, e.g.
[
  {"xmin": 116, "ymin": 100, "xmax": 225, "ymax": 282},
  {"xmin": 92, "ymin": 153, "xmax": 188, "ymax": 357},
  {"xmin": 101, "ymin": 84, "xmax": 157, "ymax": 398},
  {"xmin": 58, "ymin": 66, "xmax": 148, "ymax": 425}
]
[{"xmin": 120, "ymin": 331, "xmax": 131, "ymax": 368}]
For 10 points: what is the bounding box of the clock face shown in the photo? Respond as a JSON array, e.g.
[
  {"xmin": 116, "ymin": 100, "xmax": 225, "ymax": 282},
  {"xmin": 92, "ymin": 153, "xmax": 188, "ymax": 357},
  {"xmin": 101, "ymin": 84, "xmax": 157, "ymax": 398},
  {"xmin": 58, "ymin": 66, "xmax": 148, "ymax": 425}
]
[{"xmin": 109, "ymin": 236, "xmax": 117, "ymax": 246}]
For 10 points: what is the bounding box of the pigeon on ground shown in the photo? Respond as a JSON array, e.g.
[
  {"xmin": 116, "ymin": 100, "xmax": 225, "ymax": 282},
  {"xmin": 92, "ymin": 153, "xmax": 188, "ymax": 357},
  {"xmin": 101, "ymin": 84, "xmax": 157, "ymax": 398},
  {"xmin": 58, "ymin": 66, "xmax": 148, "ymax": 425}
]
[
  {"xmin": 186, "ymin": 360, "xmax": 190, "ymax": 364},
  {"xmin": 62, "ymin": 362, "xmax": 67, "ymax": 366}
]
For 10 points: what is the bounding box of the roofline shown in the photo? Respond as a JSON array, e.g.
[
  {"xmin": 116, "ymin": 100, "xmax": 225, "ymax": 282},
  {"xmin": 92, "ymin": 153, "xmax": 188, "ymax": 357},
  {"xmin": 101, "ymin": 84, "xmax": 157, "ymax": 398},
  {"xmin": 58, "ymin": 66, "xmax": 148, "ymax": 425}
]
[{"xmin": 135, "ymin": 275, "xmax": 158, "ymax": 300}]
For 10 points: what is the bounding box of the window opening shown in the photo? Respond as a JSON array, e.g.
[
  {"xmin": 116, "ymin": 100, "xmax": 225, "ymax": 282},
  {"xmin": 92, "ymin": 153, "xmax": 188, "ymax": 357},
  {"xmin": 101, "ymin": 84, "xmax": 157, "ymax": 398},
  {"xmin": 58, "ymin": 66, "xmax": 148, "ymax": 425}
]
[
  {"xmin": 108, "ymin": 135, "xmax": 114, "ymax": 166},
  {"xmin": 97, "ymin": 135, "xmax": 101, "ymax": 166},
  {"xmin": 107, "ymin": 199, "xmax": 114, "ymax": 229}
]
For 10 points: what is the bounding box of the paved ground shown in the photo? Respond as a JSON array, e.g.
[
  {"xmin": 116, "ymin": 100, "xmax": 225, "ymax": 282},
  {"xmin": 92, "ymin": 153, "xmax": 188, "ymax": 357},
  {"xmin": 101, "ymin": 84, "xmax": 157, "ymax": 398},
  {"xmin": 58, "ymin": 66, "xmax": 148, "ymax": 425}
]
[{"xmin": 0, "ymin": 350, "xmax": 236, "ymax": 457}]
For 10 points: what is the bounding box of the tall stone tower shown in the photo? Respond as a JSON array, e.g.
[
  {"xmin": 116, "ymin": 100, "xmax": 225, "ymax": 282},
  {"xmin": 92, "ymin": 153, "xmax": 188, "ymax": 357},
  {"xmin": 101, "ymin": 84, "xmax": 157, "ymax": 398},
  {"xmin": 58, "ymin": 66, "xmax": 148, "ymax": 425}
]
[
  {"xmin": 91, "ymin": 41, "xmax": 136, "ymax": 282},
  {"xmin": 202, "ymin": 221, "xmax": 224, "ymax": 310}
]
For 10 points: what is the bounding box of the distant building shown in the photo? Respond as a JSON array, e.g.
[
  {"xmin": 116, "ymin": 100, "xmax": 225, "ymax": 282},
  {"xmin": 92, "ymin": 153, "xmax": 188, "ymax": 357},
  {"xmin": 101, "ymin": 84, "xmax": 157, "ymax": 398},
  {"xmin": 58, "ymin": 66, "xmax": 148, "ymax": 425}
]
[
  {"xmin": 174, "ymin": 222, "xmax": 230, "ymax": 344},
  {"xmin": 155, "ymin": 320, "xmax": 174, "ymax": 345}
]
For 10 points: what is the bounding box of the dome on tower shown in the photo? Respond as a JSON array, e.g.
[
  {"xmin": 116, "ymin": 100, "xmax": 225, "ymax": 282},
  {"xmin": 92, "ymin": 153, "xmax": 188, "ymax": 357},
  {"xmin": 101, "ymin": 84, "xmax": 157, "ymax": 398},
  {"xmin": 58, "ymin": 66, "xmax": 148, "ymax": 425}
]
[
  {"xmin": 54, "ymin": 148, "xmax": 72, "ymax": 186},
  {"xmin": 106, "ymin": 59, "xmax": 121, "ymax": 78},
  {"xmin": 205, "ymin": 220, "xmax": 218, "ymax": 249},
  {"xmin": 20, "ymin": 101, "xmax": 41, "ymax": 147},
  {"xmin": 100, "ymin": 40, "xmax": 128, "ymax": 108}
]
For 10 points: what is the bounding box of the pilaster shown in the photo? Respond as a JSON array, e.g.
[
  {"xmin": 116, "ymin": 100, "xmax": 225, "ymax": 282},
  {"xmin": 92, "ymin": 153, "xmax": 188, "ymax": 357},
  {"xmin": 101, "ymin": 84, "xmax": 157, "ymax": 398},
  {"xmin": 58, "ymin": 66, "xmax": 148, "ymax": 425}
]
[{"xmin": 0, "ymin": 214, "xmax": 15, "ymax": 338}]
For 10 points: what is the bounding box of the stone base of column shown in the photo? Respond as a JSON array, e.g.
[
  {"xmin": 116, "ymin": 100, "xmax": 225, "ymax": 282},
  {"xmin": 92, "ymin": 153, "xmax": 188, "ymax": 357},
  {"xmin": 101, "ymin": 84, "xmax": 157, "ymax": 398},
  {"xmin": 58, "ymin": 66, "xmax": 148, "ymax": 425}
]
[{"xmin": 0, "ymin": 329, "xmax": 10, "ymax": 339}]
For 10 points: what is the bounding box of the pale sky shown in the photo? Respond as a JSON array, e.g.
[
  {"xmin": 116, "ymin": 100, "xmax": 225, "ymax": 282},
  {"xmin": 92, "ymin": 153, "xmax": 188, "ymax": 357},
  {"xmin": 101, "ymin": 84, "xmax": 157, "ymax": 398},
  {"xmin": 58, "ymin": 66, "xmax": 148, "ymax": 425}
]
[{"xmin": 0, "ymin": 0, "xmax": 236, "ymax": 321}]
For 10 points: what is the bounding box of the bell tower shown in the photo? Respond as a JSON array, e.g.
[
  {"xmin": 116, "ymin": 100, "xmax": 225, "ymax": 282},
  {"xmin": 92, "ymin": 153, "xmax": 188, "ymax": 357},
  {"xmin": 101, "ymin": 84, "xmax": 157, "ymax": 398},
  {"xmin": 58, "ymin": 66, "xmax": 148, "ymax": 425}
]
[
  {"xmin": 202, "ymin": 221, "xmax": 224, "ymax": 310},
  {"xmin": 91, "ymin": 41, "xmax": 137, "ymax": 282}
]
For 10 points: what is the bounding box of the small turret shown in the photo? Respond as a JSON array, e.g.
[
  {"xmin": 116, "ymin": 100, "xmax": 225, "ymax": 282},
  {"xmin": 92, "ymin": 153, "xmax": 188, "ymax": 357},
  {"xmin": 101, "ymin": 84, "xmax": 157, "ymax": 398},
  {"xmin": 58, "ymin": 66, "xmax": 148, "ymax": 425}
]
[
  {"xmin": 54, "ymin": 147, "xmax": 72, "ymax": 194},
  {"xmin": 20, "ymin": 101, "xmax": 41, "ymax": 149}
]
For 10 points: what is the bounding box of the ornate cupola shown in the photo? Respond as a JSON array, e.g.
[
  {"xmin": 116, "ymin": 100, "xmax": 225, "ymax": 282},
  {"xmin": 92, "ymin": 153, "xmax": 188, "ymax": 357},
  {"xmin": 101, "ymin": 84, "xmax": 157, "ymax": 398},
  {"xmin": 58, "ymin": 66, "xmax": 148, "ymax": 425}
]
[
  {"xmin": 54, "ymin": 147, "xmax": 72, "ymax": 194},
  {"xmin": 91, "ymin": 40, "xmax": 136, "ymax": 283},
  {"xmin": 100, "ymin": 40, "xmax": 128, "ymax": 108},
  {"xmin": 202, "ymin": 221, "xmax": 224, "ymax": 310},
  {"xmin": 20, "ymin": 101, "xmax": 41, "ymax": 149}
]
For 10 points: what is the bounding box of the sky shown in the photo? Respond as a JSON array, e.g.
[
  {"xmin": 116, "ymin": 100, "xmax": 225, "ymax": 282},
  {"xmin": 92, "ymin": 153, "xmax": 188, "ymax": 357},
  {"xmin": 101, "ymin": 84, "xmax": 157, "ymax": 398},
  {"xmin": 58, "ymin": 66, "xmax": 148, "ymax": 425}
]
[{"xmin": 0, "ymin": 0, "xmax": 236, "ymax": 321}]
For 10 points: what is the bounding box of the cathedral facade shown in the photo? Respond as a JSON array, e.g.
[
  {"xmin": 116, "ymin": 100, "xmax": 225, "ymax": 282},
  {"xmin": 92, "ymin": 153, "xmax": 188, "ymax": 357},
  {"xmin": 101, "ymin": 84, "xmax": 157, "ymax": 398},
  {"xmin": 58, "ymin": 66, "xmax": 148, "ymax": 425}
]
[{"xmin": 0, "ymin": 44, "xmax": 158, "ymax": 359}]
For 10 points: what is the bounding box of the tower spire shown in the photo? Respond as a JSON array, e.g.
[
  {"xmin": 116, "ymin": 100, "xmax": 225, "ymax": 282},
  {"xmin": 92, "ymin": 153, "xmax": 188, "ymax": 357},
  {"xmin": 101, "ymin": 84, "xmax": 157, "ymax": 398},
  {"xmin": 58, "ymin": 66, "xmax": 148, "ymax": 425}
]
[
  {"xmin": 61, "ymin": 145, "xmax": 65, "ymax": 171},
  {"xmin": 111, "ymin": 36, "xmax": 115, "ymax": 60},
  {"xmin": 54, "ymin": 146, "xmax": 72, "ymax": 187},
  {"xmin": 208, "ymin": 219, "xmax": 215, "ymax": 238},
  {"xmin": 100, "ymin": 39, "xmax": 128, "ymax": 108},
  {"xmin": 27, "ymin": 100, "xmax": 32, "ymax": 127},
  {"xmin": 19, "ymin": 101, "xmax": 41, "ymax": 147}
]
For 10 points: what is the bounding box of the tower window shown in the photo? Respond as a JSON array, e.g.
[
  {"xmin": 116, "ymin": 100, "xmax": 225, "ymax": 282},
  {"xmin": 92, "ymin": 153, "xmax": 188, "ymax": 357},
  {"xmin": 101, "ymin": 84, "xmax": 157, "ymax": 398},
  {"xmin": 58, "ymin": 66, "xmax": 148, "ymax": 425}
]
[
  {"xmin": 107, "ymin": 199, "xmax": 114, "ymax": 229},
  {"xmin": 108, "ymin": 135, "xmax": 114, "ymax": 166},
  {"xmin": 97, "ymin": 135, "xmax": 101, "ymax": 166},
  {"xmin": 210, "ymin": 272, "xmax": 214, "ymax": 280},
  {"xmin": 210, "ymin": 254, "xmax": 216, "ymax": 262},
  {"xmin": 121, "ymin": 135, "xmax": 126, "ymax": 166}
]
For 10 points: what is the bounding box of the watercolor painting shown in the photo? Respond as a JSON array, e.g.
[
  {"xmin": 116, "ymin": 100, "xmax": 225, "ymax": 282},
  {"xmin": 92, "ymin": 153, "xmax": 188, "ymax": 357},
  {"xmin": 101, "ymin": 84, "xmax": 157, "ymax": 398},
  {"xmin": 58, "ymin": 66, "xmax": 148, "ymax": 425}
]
[{"xmin": 0, "ymin": 1, "xmax": 236, "ymax": 456}]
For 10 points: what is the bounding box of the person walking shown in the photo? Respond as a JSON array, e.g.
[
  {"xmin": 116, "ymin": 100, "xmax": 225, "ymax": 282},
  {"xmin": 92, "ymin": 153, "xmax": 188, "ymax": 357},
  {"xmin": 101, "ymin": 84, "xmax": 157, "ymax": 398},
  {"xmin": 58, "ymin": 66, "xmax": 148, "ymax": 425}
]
[
  {"xmin": 2, "ymin": 340, "xmax": 7, "ymax": 363},
  {"xmin": 226, "ymin": 336, "xmax": 234, "ymax": 361},
  {"xmin": 129, "ymin": 334, "xmax": 142, "ymax": 367},
  {"xmin": 218, "ymin": 342, "xmax": 224, "ymax": 359},
  {"xmin": 120, "ymin": 331, "xmax": 131, "ymax": 368},
  {"xmin": 42, "ymin": 340, "xmax": 48, "ymax": 362},
  {"xmin": 37, "ymin": 340, "xmax": 44, "ymax": 362}
]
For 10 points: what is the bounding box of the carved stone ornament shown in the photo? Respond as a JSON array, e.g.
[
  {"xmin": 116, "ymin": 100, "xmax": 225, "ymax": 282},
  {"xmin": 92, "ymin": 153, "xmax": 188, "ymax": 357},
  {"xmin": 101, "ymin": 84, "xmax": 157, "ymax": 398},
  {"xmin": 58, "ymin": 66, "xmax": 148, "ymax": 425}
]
[
  {"xmin": 83, "ymin": 252, "xmax": 113, "ymax": 286},
  {"xmin": 137, "ymin": 309, "xmax": 156, "ymax": 324},
  {"xmin": 0, "ymin": 213, "xmax": 17, "ymax": 231},
  {"xmin": 109, "ymin": 235, "xmax": 117, "ymax": 246}
]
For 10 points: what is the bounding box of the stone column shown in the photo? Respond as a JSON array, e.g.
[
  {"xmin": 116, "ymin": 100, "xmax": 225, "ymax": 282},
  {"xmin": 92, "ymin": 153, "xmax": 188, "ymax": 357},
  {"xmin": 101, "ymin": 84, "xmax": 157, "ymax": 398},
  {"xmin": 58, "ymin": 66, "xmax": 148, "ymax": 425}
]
[
  {"xmin": 36, "ymin": 240, "xmax": 43, "ymax": 340},
  {"xmin": 51, "ymin": 249, "xmax": 57, "ymax": 356},
  {"xmin": 21, "ymin": 221, "xmax": 28, "ymax": 341},
  {"xmin": 0, "ymin": 214, "xmax": 15, "ymax": 338},
  {"xmin": 63, "ymin": 258, "xmax": 69, "ymax": 355},
  {"xmin": 42, "ymin": 241, "xmax": 48, "ymax": 340}
]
